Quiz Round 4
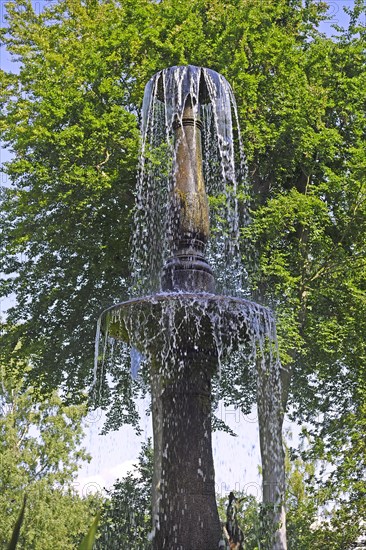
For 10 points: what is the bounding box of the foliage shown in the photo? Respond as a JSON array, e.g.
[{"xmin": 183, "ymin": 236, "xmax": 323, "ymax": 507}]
[
  {"xmin": 7, "ymin": 504, "xmax": 100, "ymax": 550},
  {"xmin": 0, "ymin": 0, "xmax": 365, "ymax": 538},
  {"xmin": 96, "ymin": 439, "xmax": 153, "ymax": 549},
  {"xmin": 0, "ymin": 0, "xmax": 140, "ymax": 399},
  {"xmin": 215, "ymin": 445, "xmax": 366, "ymax": 549},
  {"xmin": 78, "ymin": 513, "xmax": 101, "ymax": 550},
  {"xmin": 0, "ymin": 0, "xmax": 333, "ymax": 396},
  {"xmin": 242, "ymin": 1, "xmax": 366, "ymax": 521},
  {"xmin": 0, "ymin": 360, "xmax": 98, "ymax": 549},
  {"xmin": 285, "ymin": 445, "xmax": 366, "ymax": 549}
]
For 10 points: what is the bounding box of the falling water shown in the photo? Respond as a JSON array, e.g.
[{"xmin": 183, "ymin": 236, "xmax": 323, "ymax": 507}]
[
  {"xmin": 93, "ymin": 65, "xmax": 285, "ymax": 549},
  {"xmin": 93, "ymin": 65, "xmax": 276, "ymax": 406},
  {"xmin": 131, "ymin": 65, "xmax": 249, "ymax": 297}
]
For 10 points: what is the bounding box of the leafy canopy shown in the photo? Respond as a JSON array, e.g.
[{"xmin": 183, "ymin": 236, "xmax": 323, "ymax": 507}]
[
  {"xmin": 0, "ymin": 0, "xmax": 365, "ymax": 527},
  {"xmin": 0, "ymin": 358, "xmax": 98, "ymax": 549}
]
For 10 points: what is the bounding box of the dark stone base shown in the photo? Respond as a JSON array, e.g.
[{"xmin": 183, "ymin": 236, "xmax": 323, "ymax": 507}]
[
  {"xmin": 153, "ymin": 358, "xmax": 221, "ymax": 549},
  {"xmin": 162, "ymin": 241, "xmax": 215, "ymax": 293}
]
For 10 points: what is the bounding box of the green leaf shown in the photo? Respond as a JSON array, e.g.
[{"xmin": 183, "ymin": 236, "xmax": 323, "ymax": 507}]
[{"xmin": 79, "ymin": 513, "xmax": 100, "ymax": 550}]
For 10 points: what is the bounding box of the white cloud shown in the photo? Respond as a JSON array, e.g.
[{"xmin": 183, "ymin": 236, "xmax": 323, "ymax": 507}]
[{"xmin": 74, "ymin": 458, "xmax": 137, "ymax": 497}]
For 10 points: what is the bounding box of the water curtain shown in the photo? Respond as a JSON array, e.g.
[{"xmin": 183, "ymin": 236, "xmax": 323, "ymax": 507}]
[{"xmin": 94, "ymin": 65, "xmax": 286, "ymax": 549}]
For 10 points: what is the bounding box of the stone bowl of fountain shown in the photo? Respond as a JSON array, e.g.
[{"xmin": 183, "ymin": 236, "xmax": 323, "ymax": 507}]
[{"xmin": 101, "ymin": 291, "xmax": 274, "ymax": 371}]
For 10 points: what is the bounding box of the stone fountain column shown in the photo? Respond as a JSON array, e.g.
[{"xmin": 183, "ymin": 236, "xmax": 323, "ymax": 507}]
[
  {"xmin": 151, "ymin": 95, "xmax": 221, "ymax": 549},
  {"xmin": 100, "ymin": 65, "xmax": 287, "ymax": 549}
]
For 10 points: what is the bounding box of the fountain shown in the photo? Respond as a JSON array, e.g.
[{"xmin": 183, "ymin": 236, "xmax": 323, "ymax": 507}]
[{"xmin": 95, "ymin": 66, "xmax": 285, "ymax": 549}]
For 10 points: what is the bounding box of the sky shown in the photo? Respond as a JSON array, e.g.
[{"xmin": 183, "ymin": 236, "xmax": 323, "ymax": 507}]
[
  {"xmin": 77, "ymin": 399, "xmax": 269, "ymax": 499},
  {"xmin": 76, "ymin": 394, "xmax": 298, "ymax": 499},
  {"xmin": 0, "ymin": 0, "xmax": 358, "ymax": 499}
]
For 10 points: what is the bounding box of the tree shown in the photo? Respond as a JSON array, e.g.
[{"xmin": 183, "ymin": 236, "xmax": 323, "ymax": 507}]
[
  {"xmin": 285, "ymin": 441, "xmax": 366, "ymax": 550},
  {"xmin": 1, "ymin": 0, "xmax": 365, "ymax": 545},
  {"xmin": 215, "ymin": 443, "xmax": 366, "ymax": 550},
  {"xmin": 93, "ymin": 438, "xmax": 365, "ymax": 549},
  {"xmin": 0, "ymin": 0, "xmax": 140, "ymax": 399},
  {"xmin": 243, "ymin": 1, "xmax": 366, "ymax": 524},
  {"xmin": 0, "ymin": 0, "xmax": 332, "ymax": 398},
  {"xmin": 0, "ymin": 358, "xmax": 98, "ymax": 549},
  {"xmin": 96, "ymin": 440, "xmax": 153, "ymax": 550}
]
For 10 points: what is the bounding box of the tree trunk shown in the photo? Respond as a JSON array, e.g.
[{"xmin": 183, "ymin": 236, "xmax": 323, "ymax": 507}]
[
  {"xmin": 151, "ymin": 371, "xmax": 163, "ymax": 532},
  {"xmin": 257, "ymin": 355, "xmax": 287, "ymax": 549}
]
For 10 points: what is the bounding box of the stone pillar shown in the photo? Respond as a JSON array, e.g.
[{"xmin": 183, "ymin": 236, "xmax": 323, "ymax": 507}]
[{"xmin": 153, "ymin": 352, "xmax": 221, "ymax": 549}]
